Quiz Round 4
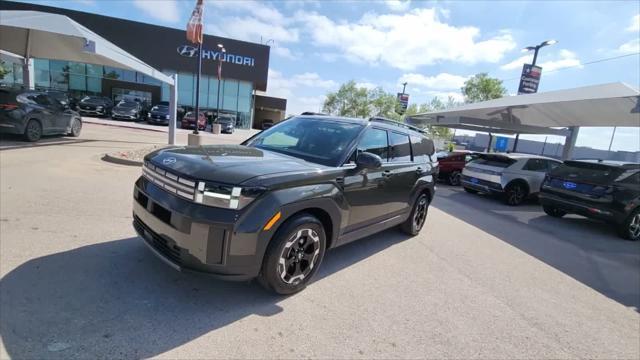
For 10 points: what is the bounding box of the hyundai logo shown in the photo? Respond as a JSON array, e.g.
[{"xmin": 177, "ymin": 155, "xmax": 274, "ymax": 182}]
[
  {"xmin": 563, "ymin": 181, "xmax": 577, "ymax": 189},
  {"xmin": 163, "ymin": 157, "xmax": 177, "ymax": 165},
  {"xmin": 177, "ymin": 45, "xmax": 198, "ymax": 58}
]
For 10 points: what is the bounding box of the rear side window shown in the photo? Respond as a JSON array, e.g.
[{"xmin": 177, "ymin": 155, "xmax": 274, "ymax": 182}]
[
  {"xmin": 523, "ymin": 159, "xmax": 548, "ymax": 172},
  {"xmin": 389, "ymin": 132, "xmax": 411, "ymax": 162},
  {"xmin": 358, "ymin": 128, "xmax": 388, "ymax": 161},
  {"xmin": 410, "ymin": 135, "xmax": 434, "ymax": 163},
  {"xmin": 471, "ymin": 156, "xmax": 516, "ymax": 168},
  {"xmin": 551, "ymin": 161, "xmax": 626, "ymax": 185}
]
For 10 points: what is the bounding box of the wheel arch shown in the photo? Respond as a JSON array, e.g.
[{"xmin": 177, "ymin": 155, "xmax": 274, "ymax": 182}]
[{"xmin": 506, "ymin": 178, "xmax": 530, "ymax": 195}]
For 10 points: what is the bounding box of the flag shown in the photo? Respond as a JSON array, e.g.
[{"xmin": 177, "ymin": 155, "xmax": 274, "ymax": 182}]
[{"xmin": 186, "ymin": 0, "xmax": 204, "ymax": 45}]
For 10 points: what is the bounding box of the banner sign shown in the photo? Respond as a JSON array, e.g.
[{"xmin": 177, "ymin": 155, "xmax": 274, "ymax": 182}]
[
  {"xmin": 396, "ymin": 93, "xmax": 409, "ymax": 114},
  {"xmin": 517, "ymin": 64, "xmax": 542, "ymax": 94},
  {"xmin": 494, "ymin": 136, "xmax": 509, "ymax": 152}
]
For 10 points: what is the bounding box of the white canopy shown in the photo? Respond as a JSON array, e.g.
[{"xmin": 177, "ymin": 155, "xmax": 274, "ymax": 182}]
[
  {"xmin": 0, "ymin": 10, "xmax": 174, "ymax": 85},
  {"xmin": 407, "ymin": 82, "xmax": 639, "ymax": 135}
]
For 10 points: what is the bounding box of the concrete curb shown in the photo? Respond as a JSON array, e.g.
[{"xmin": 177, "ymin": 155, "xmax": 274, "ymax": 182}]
[
  {"xmin": 83, "ymin": 118, "xmax": 168, "ymax": 133},
  {"xmin": 102, "ymin": 153, "xmax": 143, "ymax": 166}
]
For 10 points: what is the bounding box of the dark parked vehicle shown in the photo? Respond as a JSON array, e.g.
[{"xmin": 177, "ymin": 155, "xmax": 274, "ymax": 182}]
[
  {"xmin": 45, "ymin": 90, "xmax": 78, "ymax": 111},
  {"xmin": 540, "ymin": 160, "xmax": 640, "ymax": 241},
  {"xmin": 437, "ymin": 150, "xmax": 476, "ymax": 185},
  {"xmin": 0, "ymin": 88, "xmax": 82, "ymax": 142},
  {"xmin": 147, "ymin": 104, "xmax": 170, "ymax": 125},
  {"xmin": 111, "ymin": 100, "xmax": 143, "ymax": 121},
  {"xmin": 77, "ymin": 96, "xmax": 113, "ymax": 117},
  {"xmin": 261, "ymin": 119, "xmax": 274, "ymax": 129},
  {"xmin": 181, "ymin": 111, "xmax": 206, "ymax": 130},
  {"xmin": 133, "ymin": 116, "xmax": 437, "ymax": 294},
  {"xmin": 216, "ymin": 114, "xmax": 235, "ymax": 134}
]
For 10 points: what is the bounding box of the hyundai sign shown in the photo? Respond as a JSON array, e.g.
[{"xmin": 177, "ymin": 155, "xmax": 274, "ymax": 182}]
[
  {"xmin": 177, "ymin": 45, "xmax": 255, "ymax": 67},
  {"xmin": 517, "ymin": 64, "xmax": 542, "ymax": 94},
  {"xmin": 396, "ymin": 93, "xmax": 409, "ymax": 115}
]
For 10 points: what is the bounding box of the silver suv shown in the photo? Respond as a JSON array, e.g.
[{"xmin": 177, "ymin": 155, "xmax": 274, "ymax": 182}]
[{"xmin": 461, "ymin": 153, "xmax": 562, "ymax": 205}]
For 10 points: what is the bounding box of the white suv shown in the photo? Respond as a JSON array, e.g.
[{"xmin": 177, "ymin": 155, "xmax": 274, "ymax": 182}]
[{"xmin": 461, "ymin": 153, "xmax": 562, "ymax": 206}]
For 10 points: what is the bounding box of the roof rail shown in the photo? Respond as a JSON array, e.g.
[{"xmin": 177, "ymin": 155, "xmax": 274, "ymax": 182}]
[{"xmin": 368, "ymin": 116, "xmax": 427, "ymax": 134}]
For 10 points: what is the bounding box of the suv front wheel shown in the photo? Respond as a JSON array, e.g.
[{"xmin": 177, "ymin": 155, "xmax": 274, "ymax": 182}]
[{"xmin": 258, "ymin": 213, "xmax": 327, "ymax": 295}]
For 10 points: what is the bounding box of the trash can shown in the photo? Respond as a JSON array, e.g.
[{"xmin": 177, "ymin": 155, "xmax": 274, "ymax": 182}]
[{"xmin": 212, "ymin": 123, "xmax": 221, "ymax": 134}]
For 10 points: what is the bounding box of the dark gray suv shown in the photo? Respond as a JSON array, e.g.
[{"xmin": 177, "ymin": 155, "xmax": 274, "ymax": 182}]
[{"xmin": 133, "ymin": 116, "xmax": 437, "ymax": 294}]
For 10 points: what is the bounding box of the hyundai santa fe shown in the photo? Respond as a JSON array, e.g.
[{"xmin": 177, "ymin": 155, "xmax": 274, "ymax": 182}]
[{"xmin": 132, "ymin": 116, "xmax": 437, "ymax": 294}]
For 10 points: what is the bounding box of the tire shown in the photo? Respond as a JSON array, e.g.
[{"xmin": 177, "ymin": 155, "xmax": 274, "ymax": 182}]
[
  {"xmin": 448, "ymin": 171, "xmax": 461, "ymax": 186},
  {"xmin": 68, "ymin": 118, "xmax": 82, "ymax": 137},
  {"xmin": 543, "ymin": 205, "xmax": 566, "ymax": 218},
  {"xmin": 23, "ymin": 119, "xmax": 42, "ymax": 142},
  {"xmin": 464, "ymin": 187, "xmax": 478, "ymax": 194},
  {"xmin": 258, "ymin": 213, "xmax": 326, "ymax": 295},
  {"xmin": 618, "ymin": 208, "xmax": 640, "ymax": 241},
  {"xmin": 504, "ymin": 181, "xmax": 528, "ymax": 206},
  {"xmin": 400, "ymin": 193, "xmax": 430, "ymax": 236}
]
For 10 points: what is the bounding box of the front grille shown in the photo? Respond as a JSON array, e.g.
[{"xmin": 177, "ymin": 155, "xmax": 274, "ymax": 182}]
[
  {"xmin": 134, "ymin": 215, "xmax": 182, "ymax": 265},
  {"xmin": 142, "ymin": 161, "xmax": 196, "ymax": 200}
]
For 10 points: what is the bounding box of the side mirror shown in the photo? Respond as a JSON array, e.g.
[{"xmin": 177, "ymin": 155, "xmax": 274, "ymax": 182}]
[{"xmin": 356, "ymin": 151, "xmax": 382, "ymax": 170}]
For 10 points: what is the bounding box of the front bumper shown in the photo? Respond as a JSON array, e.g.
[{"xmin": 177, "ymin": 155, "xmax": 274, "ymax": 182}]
[
  {"xmin": 461, "ymin": 175, "xmax": 503, "ymax": 193},
  {"xmin": 112, "ymin": 113, "xmax": 138, "ymax": 120},
  {"xmin": 132, "ymin": 177, "xmax": 265, "ymax": 280},
  {"xmin": 78, "ymin": 108, "xmax": 106, "ymax": 116}
]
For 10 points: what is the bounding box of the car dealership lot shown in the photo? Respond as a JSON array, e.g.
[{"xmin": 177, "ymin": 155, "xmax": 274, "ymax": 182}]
[{"xmin": 0, "ymin": 124, "xmax": 638, "ymax": 359}]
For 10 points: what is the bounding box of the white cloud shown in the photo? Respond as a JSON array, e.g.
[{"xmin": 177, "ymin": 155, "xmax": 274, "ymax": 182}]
[
  {"xmin": 205, "ymin": 1, "xmax": 298, "ymax": 44},
  {"xmin": 133, "ymin": 0, "xmax": 180, "ymax": 23},
  {"xmin": 267, "ymin": 70, "xmax": 337, "ymax": 115},
  {"xmin": 618, "ymin": 39, "xmax": 640, "ymax": 54},
  {"xmin": 295, "ymin": 8, "xmax": 515, "ymax": 70},
  {"xmin": 272, "ymin": 47, "xmax": 299, "ymax": 60},
  {"xmin": 627, "ymin": 14, "xmax": 640, "ymax": 32},
  {"xmin": 385, "ymin": 0, "xmax": 411, "ymax": 12},
  {"xmin": 398, "ymin": 73, "xmax": 469, "ymax": 90},
  {"xmin": 500, "ymin": 49, "xmax": 582, "ymax": 72},
  {"xmin": 356, "ymin": 82, "xmax": 378, "ymax": 90}
]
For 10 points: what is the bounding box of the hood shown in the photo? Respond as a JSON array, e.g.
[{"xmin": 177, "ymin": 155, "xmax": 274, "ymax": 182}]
[{"xmin": 145, "ymin": 145, "xmax": 327, "ymax": 185}]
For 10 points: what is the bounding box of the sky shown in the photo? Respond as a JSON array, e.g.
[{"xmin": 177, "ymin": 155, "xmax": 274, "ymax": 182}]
[{"xmin": 18, "ymin": 0, "xmax": 640, "ymax": 151}]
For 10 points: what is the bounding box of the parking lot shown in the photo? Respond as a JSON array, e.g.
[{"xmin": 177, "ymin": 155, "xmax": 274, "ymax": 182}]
[{"xmin": 1, "ymin": 123, "xmax": 638, "ymax": 359}]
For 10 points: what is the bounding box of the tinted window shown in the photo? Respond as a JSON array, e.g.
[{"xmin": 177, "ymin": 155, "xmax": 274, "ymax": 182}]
[
  {"xmin": 617, "ymin": 170, "xmax": 640, "ymax": 185},
  {"xmin": 34, "ymin": 94, "xmax": 51, "ymax": 106},
  {"xmin": 471, "ymin": 155, "xmax": 516, "ymax": 168},
  {"xmin": 550, "ymin": 161, "xmax": 627, "ymax": 185},
  {"xmin": 357, "ymin": 128, "xmax": 388, "ymax": 161},
  {"xmin": 524, "ymin": 159, "xmax": 548, "ymax": 172},
  {"xmin": 410, "ymin": 135, "xmax": 434, "ymax": 163},
  {"xmin": 245, "ymin": 117, "xmax": 364, "ymax": 166},
  {"xmin": 389, "ymin": 131, "xmax": 411, "ymax": 162}
]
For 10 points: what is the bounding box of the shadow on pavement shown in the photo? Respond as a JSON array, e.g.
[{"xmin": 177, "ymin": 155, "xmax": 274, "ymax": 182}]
[
  {"xmin": 434, "ymin": 185, "xmax": 640, "ymax": 311},
  {"xmin": 0, "ymin": 134, "xmax": 98, "ymax": 151},
  {"xmin": 0, "ymin": 229, "xmax": 407, "ymax": 359}
]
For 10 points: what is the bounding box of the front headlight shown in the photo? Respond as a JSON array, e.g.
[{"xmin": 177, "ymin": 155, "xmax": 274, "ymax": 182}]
[
  {"xmin": 165, "ymin": 115, "xmax": 170, "ymax": 120},
  {"xmin": 96, "ymin": 106, "xmax": 103, "ymax": 110},
  {"xmin": 194, "ymin": 182, "xmax": 265, "ymax": 210}
]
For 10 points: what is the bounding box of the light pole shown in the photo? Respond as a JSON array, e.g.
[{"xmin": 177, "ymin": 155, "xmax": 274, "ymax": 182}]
[
  {"xmin": 513, "ymin": 39, "xmax": 557, "ymax": 152},
  {"xmin": 216, "ymin": 43, "xmax": 225, "ymax": 124}
]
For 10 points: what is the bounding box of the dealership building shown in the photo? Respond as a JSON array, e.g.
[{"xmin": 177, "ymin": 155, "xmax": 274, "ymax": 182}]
[{"xmin": 0, "ymin": 1, "xmax": 286, "ymax": 129}]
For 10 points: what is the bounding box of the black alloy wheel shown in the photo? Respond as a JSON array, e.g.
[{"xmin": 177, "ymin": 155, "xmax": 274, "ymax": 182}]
[
  {"xmin": 619, "ymin": 208, "xmax": 640, "ymax": 241},
  {"xmin": 505, "ymin": 182, "xmax": 527, "ymax": 206},
  {"xmin": 542, "ymin": 205, "xmax": 566, "ymax": 218},
  {"xmin": 69, "ymin": 118, "xmax": 82, "ymax": 137},
  {"xmin": 24, "ymin": 119, "xmax": 42, "ymax": 142},
  {"xmin": 401, "ymin": 193, "xmax": 429, "ymax": 236},
  {"xmin": 448, "ymin": 171, "xmax": 461, "ymax": 186},
  {"xmin": 259, "ymin": 214, "xmax": 326, "ymax": 295}
]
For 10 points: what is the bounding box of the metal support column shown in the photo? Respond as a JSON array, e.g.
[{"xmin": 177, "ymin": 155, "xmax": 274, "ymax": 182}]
[
  {"xmin": 168, "ymin": 74, "xmax": 178, "ymax": 145},
  {"xmin": 561, "ymin": 126, "xmax": 579, "ymax": 160}
]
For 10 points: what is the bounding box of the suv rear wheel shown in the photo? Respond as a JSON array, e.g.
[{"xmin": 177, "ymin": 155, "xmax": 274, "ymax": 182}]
[
  {"xmin": 23, "ymin": 119, "xmax": 42, "ymax": 142},
  {"xmin": 258, "ymin": 213, "xmax": 326, "ymax": 295},
  {"xmin": 504, "ymin": 181, "xmax": 528, "ymax": 206},
  {"xmin": 618, "ymin": 208, "xmax": 640, "ymax": 241},
  {"xmin": 448, "ymin": 171, "xmax": 461, "ymax": 186},
  {"xmin": 543, "ymin": 205, "xmax": 566, "ymax": 218},
  {"xmin": 400, "ymin": 193, "xmax": 429, "ymax": 236}
]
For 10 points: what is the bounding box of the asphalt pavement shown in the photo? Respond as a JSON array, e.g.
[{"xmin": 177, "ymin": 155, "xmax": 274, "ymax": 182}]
[{"xmin": 1, "ymin": 123, "xmax": 638, "ymax": 359}]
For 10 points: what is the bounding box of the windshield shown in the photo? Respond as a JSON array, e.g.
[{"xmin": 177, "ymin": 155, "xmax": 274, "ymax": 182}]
[
  {"xmin": 116, "ymin": 101, "xmax": 138, "ymax": 108},
  {"xmin": 151, "ymin": 105, "xmax": 168, "ymax": 111},
  {"xmin": 244, "ymin": 117, "xmax": 364, "ymax": 166},
  {"xmin": 81, "ymin": 96, "xmax": 108, "ymax": 104}
]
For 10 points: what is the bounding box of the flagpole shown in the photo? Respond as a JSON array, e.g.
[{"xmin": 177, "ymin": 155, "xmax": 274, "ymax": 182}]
[{"xmin": 193, "ymin": 41, "xmax": 202, "ymax": 135}]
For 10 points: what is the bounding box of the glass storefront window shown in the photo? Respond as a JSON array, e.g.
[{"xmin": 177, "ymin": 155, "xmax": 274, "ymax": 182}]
[
  {"xmin": 86, "ymin": 64, "xmax": 103, "ymax": 94},
  {"xmin": 222, "ymin": 79, "xmax": 238, "ymax": 112},
  {"xmin": 34, "ymin": 59, "xmax": 50, "ymax": 88},
  {"xmin": 178, "ymin": 72, "xmax": 194, "ymax": 106},
  {"xmin": 161, "ymin": 70, "xmax": 176, "ymax": 103},
  {"xmin": 68, "ymin": 62, "xmax": 86, "ymax": 91},
  {"xmin": 50, "ymin": 60, "xmax": 69, "ymax": 90},
  {"xmin": 208, "ymin": 77, "xmax": 220, "ymax": 109}
]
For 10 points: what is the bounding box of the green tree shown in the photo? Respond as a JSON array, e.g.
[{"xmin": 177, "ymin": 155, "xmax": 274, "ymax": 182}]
[
  {"xmin": 323, "ymin": 81, "xmax": 404, "ymax": 120},
  {"xmin": 0, "ymin": 61, "xmax": 12, "ymax": 80},
  {"xmin": 461, "ymin": 73, "xmax": 507, "ymax": 103}
]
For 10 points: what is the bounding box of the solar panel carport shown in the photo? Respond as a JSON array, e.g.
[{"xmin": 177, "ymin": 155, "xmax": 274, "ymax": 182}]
[
  {"xmin": 406, "ymin": 82, "xmax": 640, "ymax": 159},
  {"xmin": 0, "ymin": 10, "xmax": 180, "ymax": 144}
]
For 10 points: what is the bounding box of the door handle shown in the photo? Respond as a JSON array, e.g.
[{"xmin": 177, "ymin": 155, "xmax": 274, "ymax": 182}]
[
  {"xmin": 416, "ymin": 167, "xmax": 424, "ymax": 174},
  {"xmin": 382, "ymin": 170, "xmax": 392, "ymax": 178}
]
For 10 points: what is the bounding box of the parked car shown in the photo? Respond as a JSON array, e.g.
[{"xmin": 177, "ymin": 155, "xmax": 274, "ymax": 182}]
[
  {"xmin": 437, "ymin": 150, "xmax": 477, "ymax": 185},
  {"xmin": 132, "ymin": 115, "xmax": 437, "ymax": 294},
  {"xmin": 539, "ymin": 160, "xmax": 640, "ymax": 241},
  {"xmin": 147, "ymin": 104, "xmax": 170, "ymax": 125},
  {"xmin": 111, "ymin": 100, "xmax": 143, "ymax": 121},
  {"xmin": 462, "ymin": 153, "xmax": 562, "ymax": 205},
  {"xmin": 77, "ymin": 96, "xmax": 113, "ymax": 117},
  {"xmin": 45, "ymin": 90, "xmax": 78, "ymax": 111},
  {"xmin": 261, "ymin": 119, "xmax": 274, "ymax": 129},
  {"xmin": 181, "ymin": 111, "xmax": 206, "ymax": 130},
  {"xmin": 0, "ymin": 88, "xmax": 82, "ymax": 142},
  {"xmin": 216, "ymin": 114, "xmax": 235, "ymax": 134}
]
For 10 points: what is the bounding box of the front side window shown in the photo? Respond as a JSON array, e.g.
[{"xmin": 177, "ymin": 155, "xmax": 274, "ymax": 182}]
[
  {"xmin": 357, "ymin": 128, "xmax": 388, "ymax": 161},
  {"xmin": 389, "ymin": 131, "xmax": 411, "ymax": 162},
  {"xmin": 244, "ymin": 117, "xmax": 364, "ymax": 166},
  {"xmin": 410, "ymin": 135, "xmax": 434, "ymax": 163}
]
